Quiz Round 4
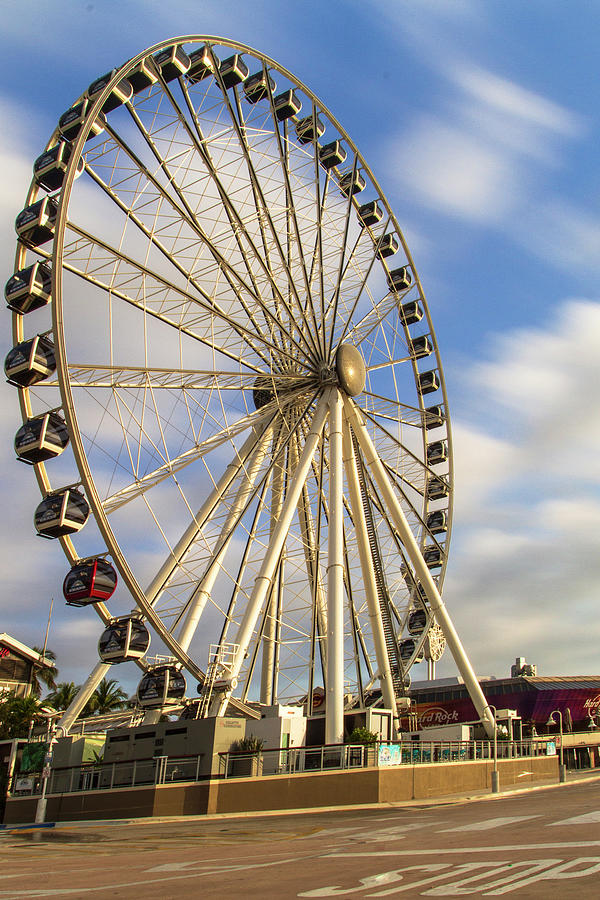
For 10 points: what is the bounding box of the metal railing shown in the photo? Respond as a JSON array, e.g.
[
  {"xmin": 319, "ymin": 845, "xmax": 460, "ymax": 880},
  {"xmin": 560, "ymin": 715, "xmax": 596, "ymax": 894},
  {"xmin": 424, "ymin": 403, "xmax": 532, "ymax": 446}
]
[
  {"xmin": 10, "ymin": 738, "xmax": 553, "ymax": 795},
  {"xmin": 219, "ymin": 738, "xmax": 552, "ymax": 778}
]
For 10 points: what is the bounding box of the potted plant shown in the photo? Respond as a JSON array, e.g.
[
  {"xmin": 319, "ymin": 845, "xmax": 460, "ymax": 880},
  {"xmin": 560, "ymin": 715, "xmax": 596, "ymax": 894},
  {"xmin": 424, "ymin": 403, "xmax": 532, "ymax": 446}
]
[
  {"xmin": 346, "ymin": 727, "xmax": 379, "ymax": 767},
  {"xmin": 228, "ymin": 734, "xmax": 264, "ymax": 777}
]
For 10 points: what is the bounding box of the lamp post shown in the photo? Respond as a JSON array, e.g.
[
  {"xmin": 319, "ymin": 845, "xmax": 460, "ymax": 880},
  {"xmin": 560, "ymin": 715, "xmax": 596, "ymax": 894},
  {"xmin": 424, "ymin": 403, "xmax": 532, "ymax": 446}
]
[
  {"xmin": 487, "ymin": 704, "xmax": 499, "ymax": 793},
  {"xmin": 34, "ymin": 713, "xmax": 64, "ymax": 825},
  {"xmin": 547, "ymin": 710, "xmax": 566, "ymax": 783}
]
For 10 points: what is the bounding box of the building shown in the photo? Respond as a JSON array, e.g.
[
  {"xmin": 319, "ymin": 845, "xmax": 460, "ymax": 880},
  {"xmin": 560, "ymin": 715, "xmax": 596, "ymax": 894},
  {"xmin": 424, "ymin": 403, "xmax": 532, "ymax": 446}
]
[
  {"xmin": 404, "ymin": 674, "xmax": 600, "ymax": 736},
  {"xmin": 0, "ymin": 634, "xmax": 56, "ymax": 698}
]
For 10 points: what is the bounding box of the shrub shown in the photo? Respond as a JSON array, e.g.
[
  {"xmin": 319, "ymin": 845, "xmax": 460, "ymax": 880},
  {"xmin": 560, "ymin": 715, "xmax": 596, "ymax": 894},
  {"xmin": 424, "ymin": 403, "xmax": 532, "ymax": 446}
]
[
  {"xmin": 347, "ymin": 726, "xmax": 378, "ymax": 745},
  {"xmin": 230, "ymin": 734, "xmax": 264, "ymax": 753}
]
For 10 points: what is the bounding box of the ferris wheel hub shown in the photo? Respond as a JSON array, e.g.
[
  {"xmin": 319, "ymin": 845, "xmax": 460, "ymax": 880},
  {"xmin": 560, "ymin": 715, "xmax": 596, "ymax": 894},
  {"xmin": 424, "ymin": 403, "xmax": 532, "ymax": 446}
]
[{"xmin": 335, "ymin": 343, "xmax": 366, "ymax": 397}]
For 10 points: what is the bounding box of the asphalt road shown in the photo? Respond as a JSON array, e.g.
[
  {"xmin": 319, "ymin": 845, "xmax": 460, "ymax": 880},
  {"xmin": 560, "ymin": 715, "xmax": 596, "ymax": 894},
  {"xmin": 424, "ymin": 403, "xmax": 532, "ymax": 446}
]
[{"xmin": 1, "ymin": 777, "xmax": 600, "ymax": 898}]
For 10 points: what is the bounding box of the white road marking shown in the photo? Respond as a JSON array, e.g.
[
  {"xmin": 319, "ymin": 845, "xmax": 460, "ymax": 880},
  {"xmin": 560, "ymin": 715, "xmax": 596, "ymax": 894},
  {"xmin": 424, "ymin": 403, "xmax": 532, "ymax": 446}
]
[
  {"xmin": 437, "ymin": 816, "xmax": 540, "ymax": 833},
  {"xmin": 327, "ymin": 839, "xmax": 600, "ymax": 858},
  {"xmin": 549, "ymin": 810, "xmax": 600, "ymax": 826}
]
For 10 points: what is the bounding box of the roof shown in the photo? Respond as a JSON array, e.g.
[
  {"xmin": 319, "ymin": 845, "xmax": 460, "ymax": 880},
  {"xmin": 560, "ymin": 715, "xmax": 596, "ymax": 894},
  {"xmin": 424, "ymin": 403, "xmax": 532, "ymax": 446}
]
[
  {"xmin": 409, "ymin": 675, "xmax": 600, "ymax": 697},
  {"xmin": 0, "ymin": 633, "xmax": 55, "ymax": 669}
]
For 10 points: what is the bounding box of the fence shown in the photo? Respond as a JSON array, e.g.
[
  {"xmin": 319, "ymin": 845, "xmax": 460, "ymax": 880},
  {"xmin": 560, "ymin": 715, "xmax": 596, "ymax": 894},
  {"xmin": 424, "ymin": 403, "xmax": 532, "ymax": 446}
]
[
  {"xmin": 10, "ymin": 737, "xmax": 553, "ymax": 796},
  {"xmin": 219, "ymin": 738, "xmax": 552, "ymax": 778}
]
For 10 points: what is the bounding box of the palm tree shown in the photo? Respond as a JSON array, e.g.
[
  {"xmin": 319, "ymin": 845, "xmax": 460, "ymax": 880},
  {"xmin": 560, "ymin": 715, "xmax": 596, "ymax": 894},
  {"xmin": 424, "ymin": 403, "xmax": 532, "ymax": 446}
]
[
  {"xmin": 30, "ymin": 646, "xmax": 58, "ymax": 697},
  {"xmin": 45, "ymin": 682, "xmax": 80, "ymax": 711},
  {"xmin": 0, "ymin": 692, "xmax": 46, "ymax": 739},
  {"xmin": 85, "ymin": 678, "xmax": 128, "ymax": 716}
]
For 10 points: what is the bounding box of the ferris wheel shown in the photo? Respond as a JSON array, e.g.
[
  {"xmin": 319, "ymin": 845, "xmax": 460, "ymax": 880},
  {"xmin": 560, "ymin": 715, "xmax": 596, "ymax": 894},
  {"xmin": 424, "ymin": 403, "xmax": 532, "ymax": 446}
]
[{"xmin": 5, "ymin": 36, "xmax": 494, "ymax": 740}]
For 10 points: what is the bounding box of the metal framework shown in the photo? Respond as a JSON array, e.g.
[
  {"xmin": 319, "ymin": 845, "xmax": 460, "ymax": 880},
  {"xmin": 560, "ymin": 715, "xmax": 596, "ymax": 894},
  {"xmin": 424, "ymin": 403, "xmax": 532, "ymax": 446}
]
[{"xmin": 6, "ymin": 36, "xmax": 495, "ymax": 739}]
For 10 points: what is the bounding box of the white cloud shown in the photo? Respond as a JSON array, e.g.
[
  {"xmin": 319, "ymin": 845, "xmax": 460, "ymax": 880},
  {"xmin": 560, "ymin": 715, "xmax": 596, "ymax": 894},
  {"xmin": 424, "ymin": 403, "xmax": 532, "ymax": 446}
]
[
  {"xmin": 389, "ymin": 117, "xmax": 518, "ymax": 222},
  {"xmin": 441, "ymin": 298, "xmax": 600, "ymax": 677},
  {"xmin": 450, "ymin": 65, "xmax": 584, "ymax": 137}
]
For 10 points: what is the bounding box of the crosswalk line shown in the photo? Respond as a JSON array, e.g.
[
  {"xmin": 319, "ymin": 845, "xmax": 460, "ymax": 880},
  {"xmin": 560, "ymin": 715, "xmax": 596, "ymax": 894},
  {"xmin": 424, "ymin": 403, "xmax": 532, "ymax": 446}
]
[
  {"xmin": 437, "ymin": 815, "xmax": 540, "ymax": 832},
  {"xmin": 549, "ymin": 810, "xmax": 600, "ymax": 826}
]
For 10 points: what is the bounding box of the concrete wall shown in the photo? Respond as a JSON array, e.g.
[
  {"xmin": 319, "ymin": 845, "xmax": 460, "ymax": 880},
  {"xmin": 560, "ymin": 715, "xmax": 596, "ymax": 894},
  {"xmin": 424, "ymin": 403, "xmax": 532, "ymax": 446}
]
[{"xmin": 4, "ymin": 755, "xmax": 557, "ymax": 825}]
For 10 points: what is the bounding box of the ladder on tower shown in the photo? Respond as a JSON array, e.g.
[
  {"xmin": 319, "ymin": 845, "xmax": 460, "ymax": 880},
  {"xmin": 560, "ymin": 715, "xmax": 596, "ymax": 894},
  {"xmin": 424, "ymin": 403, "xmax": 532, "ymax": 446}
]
[{"xmin": 195, "ymin": 642, "xmax": 238, "ymax": 718}]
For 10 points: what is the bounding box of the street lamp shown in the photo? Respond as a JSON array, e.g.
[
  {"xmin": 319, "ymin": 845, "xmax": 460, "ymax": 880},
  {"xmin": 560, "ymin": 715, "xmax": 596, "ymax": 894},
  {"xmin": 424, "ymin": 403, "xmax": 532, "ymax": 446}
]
[
  {"xmin": 487, "ymin": 704, "xmax": 499, "ymax": 793},
  {"xmin": 546, "ymin": 710, "xmax": 567, "ymax": 783},
  {"xmin": 34, "ymin": 712, "xmax": 64, "ymax": 825}
]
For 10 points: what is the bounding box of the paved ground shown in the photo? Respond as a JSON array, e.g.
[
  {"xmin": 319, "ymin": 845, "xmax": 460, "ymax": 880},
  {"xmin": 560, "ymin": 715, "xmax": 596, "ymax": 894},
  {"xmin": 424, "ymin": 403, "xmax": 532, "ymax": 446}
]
[{"xmin": 1, "ymin": 773, "xmax": 600, "ymax": 898}]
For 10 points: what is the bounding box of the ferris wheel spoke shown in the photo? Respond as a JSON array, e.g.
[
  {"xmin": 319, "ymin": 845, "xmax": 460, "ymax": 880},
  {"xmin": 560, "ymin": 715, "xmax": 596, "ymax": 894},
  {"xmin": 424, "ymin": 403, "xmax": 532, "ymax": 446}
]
[
  {"xmin": 207, "ymin": 51, "xmax": 324, "ymax": 364},
  {"xmin": 146, "ymin": 389, "xmax": 319, "ymax": 613},
  {"xmin": 323, "ymin": 153, "xmax": 362, "ymax": 358},
  {"xmin": 174, "ymin": 420, "xmax": 276, "ymax": 653},
  {"xmin": 359, "ymin": 405, "xmax": 445, "ymax": 489},
  {"xmin": 345, "ymin": 277, "xmax": 418, "ymax": 349},
  {"xmin": 100, "ymin": 403, "xmax": 279, "ymax": 514},
  {"xmin": 63, "ymin": 218, "xmax": 301, "ymax": 373},
  {"xmin": 153, "ymin": 74, "xmax": 318, "ymax": 364},
  {"xmin": 121, "ymin": 104, "xmax": 288, "ymax": 361},
  {"xmin": 64, "ymin": 364, "xmax": 268, "ymax": 391},
  {"xmin": 332, "ymin": 215, "xmax": 394, "ymax": 351},
  {"xmin": 100, "ymin": 119, "xmax": 310, "ymax": 361}
]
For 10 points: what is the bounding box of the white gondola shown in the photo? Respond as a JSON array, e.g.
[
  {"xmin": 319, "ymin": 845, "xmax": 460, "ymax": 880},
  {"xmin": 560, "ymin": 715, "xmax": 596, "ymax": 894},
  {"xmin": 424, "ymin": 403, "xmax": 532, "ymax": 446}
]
[
  {"xmin": 58, "ymin": 100, "xmax": 106, "ymax": 143},
  {"xmin": 5, "ymin": 262, "xmax": 52, "ymax": 315},
  {"xmin": 410, "ymin": 335, "xmax": 432, "ymax": 359},
  {"xmin": 219, "ymin": 55, "xmax": 249, "ymax": 88},
  {"xmin": 427, "ymin": 510, "xmax": 447, "ymax": 535},
  {"xmin": 426, "ymin": 440, "xmax": 448, "ymax": 465},
  {"xmin": 357, "ymin": 200, "xmax": 383, "ymax": 226},
  {"xmin": 4, "ymin": 336, "xmax": 55, "ymax": 387},
  {"xmin": 33, "ymin": 142, "xmax": 83, "ymax": 193},
  {"xmin": 319, "ymin": 140, "xmax": 346, "ymax": 169},
  {"xmin": 187, "ymin": 45, "xmax": 214, "ymax": 83},
  {"xmin": 399, "ymin": 300, "xmax": 422, "ymax": 326},
  {"xmin": 63, "ymin": 557, "xmax": 118, "ymax": 606},
  {"xmin": 273, "ymin": 89, "xmax": 302, "ymax": 121},
  {"xmin": 137, "ymin": 665, "xmax": 186, "ymax": 708},
  {"xmin": 153, "ymin": 45, "xmax": 191, "ymax": 81},
  {"xmin": 34, "ymin": 488, "xmax": 89, "ymax": 539},
  {"xmin": 387, "ymin": 266, "xmax": 412, "ymax": 292},
  {"xmin": 427, "ymin": 476, "xmax": 449, "ymax": 501},
  {"xmin": 339, "ymin": 170, "xmax": 366, "ymax": 197},
  {"xmin": 424, "ymin": 405, "xmax": 444, "ymax": 430},
  {"xmin": 128, "ymin": 56, "xmax": 158, "ymax": 94},
  {"xmin": 295, "ymin": 114, "xmax": 325, "ymax": 145},
  {"xmin": 87, "ymin": 70, "xmax": 133, "ymax": 113},
  {"xmin": 418, "ymin": 370, "xmax": 440, "ymax": 395},
  {"xmin": 98, "ymin": 616, "xmax": 150, "ymax": 663},
  {"xmin": 423, "ymin": 545, "xmax": 443, "ymax": 569},
  {"xmin": 14, "ymin": 413, "xmax": 69, "ymax": 464},
  {"xmin": 399, "ymin": 638, "xmax": 423, "ymax": 663},
  {"xmin": 243, "ymin": 71, "xmax": 276, "ymax": 103},
  {"xmin": 15, "ymin": 198, "xmax": 57, "ymax": 248},
  {"xmin": 408, "ymin": 609, "xmax": 428, "ymax": 635},
  {"xmin": 376, "ymin": 233, "xmax": 399, "ymax": 259}
]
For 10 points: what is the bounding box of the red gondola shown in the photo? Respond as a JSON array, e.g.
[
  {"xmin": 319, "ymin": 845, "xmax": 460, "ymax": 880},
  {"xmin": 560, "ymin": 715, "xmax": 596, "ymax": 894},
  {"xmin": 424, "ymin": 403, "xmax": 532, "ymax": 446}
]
[{"xmin": 63, "ymin": 558, "xmax": 118, "ymax": 606}]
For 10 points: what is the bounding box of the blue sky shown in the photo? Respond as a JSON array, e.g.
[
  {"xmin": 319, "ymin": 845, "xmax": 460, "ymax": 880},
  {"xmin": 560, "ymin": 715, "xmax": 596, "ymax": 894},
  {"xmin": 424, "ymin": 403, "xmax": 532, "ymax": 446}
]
[{"xmin": 1, "ymin": 0, "xmax": 599, "ymax": 692}]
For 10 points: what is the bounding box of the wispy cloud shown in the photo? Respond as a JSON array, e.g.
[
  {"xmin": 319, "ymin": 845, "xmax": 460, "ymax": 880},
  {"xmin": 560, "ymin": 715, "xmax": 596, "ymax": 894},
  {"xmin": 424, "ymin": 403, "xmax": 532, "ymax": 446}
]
[{"xmin": 441, "ymin": 298, "xmax": 600, "ymax": 676}]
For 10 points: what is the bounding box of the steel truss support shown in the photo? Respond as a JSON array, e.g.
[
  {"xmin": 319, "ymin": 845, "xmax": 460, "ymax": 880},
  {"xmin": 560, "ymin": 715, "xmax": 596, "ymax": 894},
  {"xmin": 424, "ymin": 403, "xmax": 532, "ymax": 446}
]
[
  {"xmin": 58, "ymin": 661, "xmax": 112, "ymax": 734},
  {"xmin": 177, "ymin": 424, "xmax": 274, "ymax": 654},
  {"xmin": 326, "ymin": 389, "xmax": 345, "ymax": 744},
  {"xmin": 344, "ymin": 397, "xmax": 496, "ymax": 740},
  {"xmin": 342, "ymin": 420, "xmax": 400, "ymax": 738},
  {"xmin": 212, "ymin": 392, "xmax": 332, "ymax": 716}
]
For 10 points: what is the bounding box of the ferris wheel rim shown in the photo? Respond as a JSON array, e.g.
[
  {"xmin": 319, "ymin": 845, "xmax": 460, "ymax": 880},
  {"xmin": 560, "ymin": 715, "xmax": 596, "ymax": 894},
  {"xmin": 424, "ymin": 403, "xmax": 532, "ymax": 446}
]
[{"xmin": 10, "ymin": 34, "xmax": 454, "ymax": 703}]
